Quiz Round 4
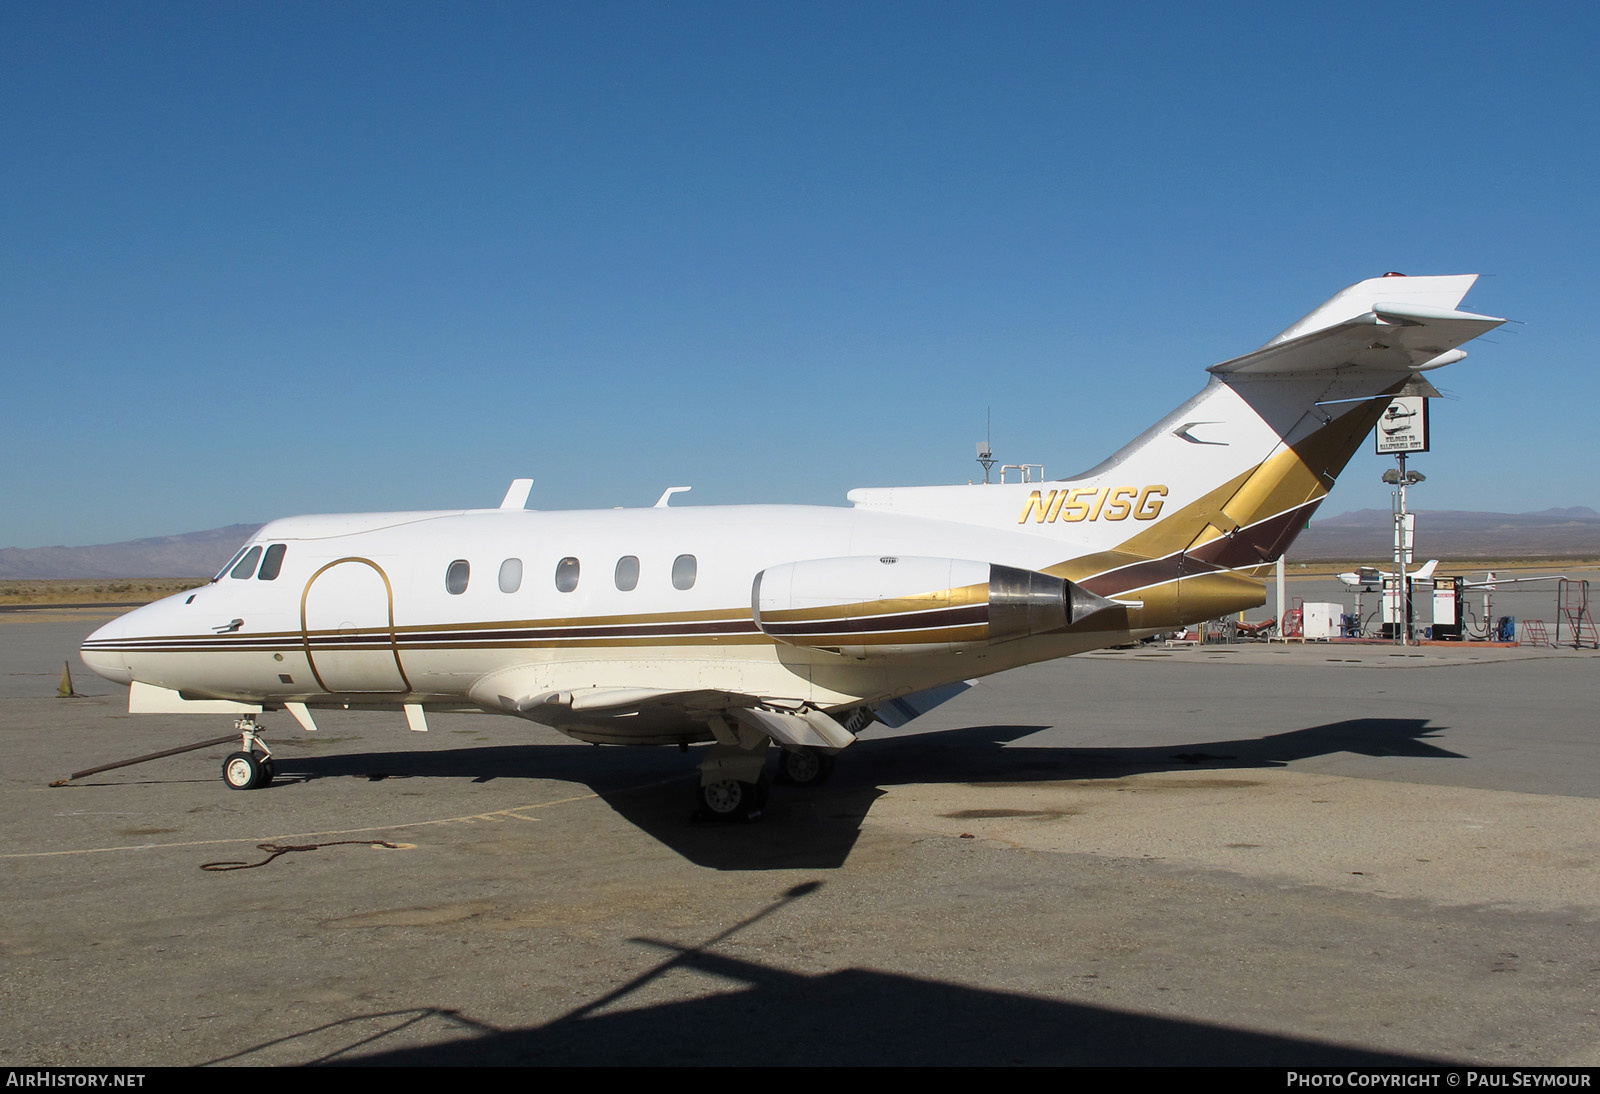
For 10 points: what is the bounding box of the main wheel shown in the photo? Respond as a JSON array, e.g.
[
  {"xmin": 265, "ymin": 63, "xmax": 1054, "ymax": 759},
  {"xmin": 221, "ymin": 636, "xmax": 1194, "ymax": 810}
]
[
  {"xmin": 697, "ymin": 778, "xmax": 766, "ymax": 822},
  {"xmin": 256, "ymin": 757, "xmax": 275, "ymax": 787},
  {"xmin": 775, "ymin": 748, "xmax": 835, "ymax": 787},
  {"xmin": 222, "ymin": 751, "xmax": 265, "ymax": 791}
]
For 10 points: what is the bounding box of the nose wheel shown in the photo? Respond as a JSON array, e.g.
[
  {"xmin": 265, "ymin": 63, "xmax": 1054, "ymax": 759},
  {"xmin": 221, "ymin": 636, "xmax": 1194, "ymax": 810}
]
[
  {"xmin": 223, "ymin": 751, "xmax": 273, "ymax": 790},
  {"xmin": 222, "ymin": 716, "xmax": 274, "ymax": 790}
]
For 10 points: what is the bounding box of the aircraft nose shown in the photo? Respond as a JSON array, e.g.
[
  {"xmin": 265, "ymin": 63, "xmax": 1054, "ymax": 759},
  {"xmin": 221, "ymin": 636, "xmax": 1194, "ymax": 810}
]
[{"xmin": 80, "ymin": 615, "xmax": 134, "ymax": 685}]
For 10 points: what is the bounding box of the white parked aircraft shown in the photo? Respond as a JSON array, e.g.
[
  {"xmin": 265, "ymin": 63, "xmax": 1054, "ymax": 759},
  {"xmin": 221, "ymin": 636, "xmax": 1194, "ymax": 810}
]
[
  {"xmin": 81, "ymin": 274, "xmax": 1506, "ymax": 820},
  {"xmin": 1338, "ymin": 559, "xmax": 1439, "ymax": 589},
  {"xmin": 1338, "ymin": 560, "xmax": 1564, "ymax": 594}
]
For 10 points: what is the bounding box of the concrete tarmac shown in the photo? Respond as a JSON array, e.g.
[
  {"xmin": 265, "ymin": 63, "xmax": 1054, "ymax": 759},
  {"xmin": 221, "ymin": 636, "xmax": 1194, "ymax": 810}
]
[{"xmin": 2, "ymin": 607, "xmax": 1598, "ymax": 1066}]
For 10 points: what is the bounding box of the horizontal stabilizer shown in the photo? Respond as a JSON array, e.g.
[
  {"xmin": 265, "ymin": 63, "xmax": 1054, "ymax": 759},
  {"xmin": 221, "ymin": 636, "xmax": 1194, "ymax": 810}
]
[
  {"xmin": 1264, "ymin": 274, "xmax": 1482, "ymax": 345},
  {"xmin": 1211, "ymin": 273, "xmax": 1504, "ymax": 378},
  {"xmin": 1209, "ymin": 308, "xmax": 1504, "ymax": 377}
]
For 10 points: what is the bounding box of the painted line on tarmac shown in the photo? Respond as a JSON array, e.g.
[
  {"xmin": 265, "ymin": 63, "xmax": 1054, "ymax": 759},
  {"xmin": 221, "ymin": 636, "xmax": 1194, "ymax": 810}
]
[{"xmin": 0, "ymin": 775, "xmax": 682, "ymax": 860}]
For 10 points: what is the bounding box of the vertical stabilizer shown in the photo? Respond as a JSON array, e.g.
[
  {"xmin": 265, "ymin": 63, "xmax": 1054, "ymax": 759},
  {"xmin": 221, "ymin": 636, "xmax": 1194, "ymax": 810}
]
[{"xmin": 848, "ymin": 274, "xmax": 1504, "ymax": 624}]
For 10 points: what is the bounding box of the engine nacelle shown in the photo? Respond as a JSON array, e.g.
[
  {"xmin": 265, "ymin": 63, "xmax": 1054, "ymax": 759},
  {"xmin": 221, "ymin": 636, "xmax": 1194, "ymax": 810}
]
[{"xmin": 752, "ymin": 555, "xmax": 1116, "ymax": 655}]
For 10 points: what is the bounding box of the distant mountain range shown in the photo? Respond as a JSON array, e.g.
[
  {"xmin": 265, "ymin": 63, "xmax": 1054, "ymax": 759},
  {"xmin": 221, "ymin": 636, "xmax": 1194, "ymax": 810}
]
[
  {"xmin": 1294, "ymin": 507, "xmax": 1600, "ymax": 560},
  {"xmin": 0, "ymin": 525, "xmax": 263, "ymax": 580},
  {"xmin": 3, "ymin": 507, "xmax": 1598, "ymax": 579}
]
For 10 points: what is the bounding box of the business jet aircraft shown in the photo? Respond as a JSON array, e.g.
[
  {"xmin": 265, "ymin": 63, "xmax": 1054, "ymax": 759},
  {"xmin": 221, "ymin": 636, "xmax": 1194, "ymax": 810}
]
[{"xmin": 81, "ymin": 274, "xmax": 1505, "ymax": 820}]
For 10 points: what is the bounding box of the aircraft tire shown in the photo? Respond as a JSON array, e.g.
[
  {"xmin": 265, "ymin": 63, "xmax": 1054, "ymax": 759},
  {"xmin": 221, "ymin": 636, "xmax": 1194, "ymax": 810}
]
[
  {"xmin": 222, "ymin": 751, "xmax": 265, "ymax": 791},
  {"xmin": 775, "ymin": 748, "xmax": 834, "ymax": 788},
  {"xmin": 257, "ymin": 757, "xmax": 275, "ymax": 787},
  {"xmin": 697, "ymin": 778, "xmax": 765, "ymax": 822}
]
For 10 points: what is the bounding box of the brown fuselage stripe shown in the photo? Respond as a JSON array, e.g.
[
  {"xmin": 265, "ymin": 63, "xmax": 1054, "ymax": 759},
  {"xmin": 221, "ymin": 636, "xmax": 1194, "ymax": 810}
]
[{"xmin": 1077, "ymin": 498, "xmax": 1322, "ymax": 597}]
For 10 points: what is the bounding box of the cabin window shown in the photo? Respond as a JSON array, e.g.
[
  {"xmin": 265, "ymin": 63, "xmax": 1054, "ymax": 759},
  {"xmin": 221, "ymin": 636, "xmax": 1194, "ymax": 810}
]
[
  {"xmin": 614, "ymin": 555, "xmax": 639, "ymax": 591},
  {"xmin": 672, "ymin": 553, "xmax": 697, "ymax": 590},
  {"xmin": 498, "ymin": 558, "xmax": 523, "ymax": 593},
  {"xmin": 446, "ymin": 559, "xmax": 470, "ymax": 595},
  {"xmin": 555, "ymin": 557, "xmax": 580, "ymax": 592},
  {"xmin": 230, "ymin": 546, "xmax": 263, "ymax": 580},
  {"xmin": 257, "ymin": 544, "xmax": 287, "ymax": 581}
]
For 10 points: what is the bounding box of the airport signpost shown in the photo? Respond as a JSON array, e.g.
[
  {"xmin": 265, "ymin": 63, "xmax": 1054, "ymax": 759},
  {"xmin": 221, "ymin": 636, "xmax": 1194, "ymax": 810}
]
[
  {"xmin": 1375, "ymin": 396, "xmax": 1429, "ymax": 455},
  {"xmin": 1379, "ymin": 398, "xmax": 1429, "ymax": 643}
]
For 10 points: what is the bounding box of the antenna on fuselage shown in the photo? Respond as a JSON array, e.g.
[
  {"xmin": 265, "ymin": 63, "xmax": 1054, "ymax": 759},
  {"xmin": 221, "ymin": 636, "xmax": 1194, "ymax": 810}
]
[
  {"xmin": 500, "ymin": 479, "xmax": 534, "ymax": 510},
  {"xmin": 976, "ymin": 407, "xmax": 997, "ymax": 484}
]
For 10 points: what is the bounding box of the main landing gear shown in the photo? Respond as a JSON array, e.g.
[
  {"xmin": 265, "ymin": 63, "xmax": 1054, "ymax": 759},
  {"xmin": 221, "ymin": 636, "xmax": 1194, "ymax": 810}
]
[
  {"xmin": 222, "ymin": 715, "xmax": 274, "ymax": 791},
  {"xmin": 695, "ymin": 736, "xmax": 770, "ymax": 823},
  {"xmin": 696, "ymin": 776, "xmax": 768, "ymax": 822},
  {"xmin": 775, "ymin": 746, "xmax": 835, "ymax": 788},
  {"xmin": 694, "ymin": 739, "xmax": 837, "ymax": 822}
]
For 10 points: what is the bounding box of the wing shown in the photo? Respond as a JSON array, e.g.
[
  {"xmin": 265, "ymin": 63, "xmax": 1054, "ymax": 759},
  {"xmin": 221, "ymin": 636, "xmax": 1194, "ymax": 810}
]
[
  {"xmin": 1459, "ymin": 574, "xmax": 1567, "ymax": 590},
  {"xmin": 469, "ymin": 675, "xmax": 969, "ymax": 749},
  {"xmin": 512, "ymin": 686, "xmax": 860, "ymax": 749}
]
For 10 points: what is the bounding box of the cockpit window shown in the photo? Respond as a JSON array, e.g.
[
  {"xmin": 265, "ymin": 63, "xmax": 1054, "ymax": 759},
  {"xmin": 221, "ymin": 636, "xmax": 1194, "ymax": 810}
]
[
  {"xmin": 446, "ymin": 560, "xmax": 470, "ymax": 595},
  {"xmin": 229, "ymin": 546, "xmax": 263, "ymax": 580},
  {"xmin": 257, "ymin": 543, "xmax": 287, "ymax": 581},
  {"xmin": 215, "ymin": 547, "xmax": 249, "ymax": 582}
]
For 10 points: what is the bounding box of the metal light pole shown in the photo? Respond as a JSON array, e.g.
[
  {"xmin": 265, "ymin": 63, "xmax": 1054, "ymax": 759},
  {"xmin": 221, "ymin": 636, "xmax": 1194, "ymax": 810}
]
[
  {"xmin": 1396, "ymin": 453, "xmax": 1407, "ymax": 646},
  {"xmin": 1384, "ymin": 458, "xmax": 1425, "ymax": 645},
  {"xmin": 1377, "ymin": 394, "xmax": 1430, "ymax": 646}
]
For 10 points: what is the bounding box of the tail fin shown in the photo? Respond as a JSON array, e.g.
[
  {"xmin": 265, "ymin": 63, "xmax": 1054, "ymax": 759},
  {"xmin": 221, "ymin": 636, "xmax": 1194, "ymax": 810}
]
[
  {"xmin": 1075, "ymin": 275, "xmax": 1501, "ymax": 567},
  {"xmin": 850, "ymin": 274, "xmax": 1504, "ymax": 623},
  {"xmin": 1412, "ymin": 559, "xmax": 1439, "ymax": 581}
]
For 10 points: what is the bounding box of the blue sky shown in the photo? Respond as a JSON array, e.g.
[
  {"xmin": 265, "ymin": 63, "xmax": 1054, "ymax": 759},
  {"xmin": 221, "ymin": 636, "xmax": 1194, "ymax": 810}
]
[{"xmin": 3, "ymin": 1, "xmax": 1595, "ymax": 548}]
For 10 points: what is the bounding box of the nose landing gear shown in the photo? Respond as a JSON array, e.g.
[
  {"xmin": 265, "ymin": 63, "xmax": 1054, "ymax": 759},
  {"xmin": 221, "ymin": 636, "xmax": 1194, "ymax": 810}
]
[{"xmin": 222, "ymin": 716, "xmax": 274, "ymax": 790}]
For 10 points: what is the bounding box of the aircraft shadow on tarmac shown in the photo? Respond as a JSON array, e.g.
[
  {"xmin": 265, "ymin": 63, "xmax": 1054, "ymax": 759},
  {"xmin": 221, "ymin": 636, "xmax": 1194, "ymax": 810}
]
[
  {"xmin": 203, "ymin": 882, "xmax": 1452, "ymax": 1068},
  {"xmin": 271, "ymin": 716, "xmax": 1461, "ymax": 872}
]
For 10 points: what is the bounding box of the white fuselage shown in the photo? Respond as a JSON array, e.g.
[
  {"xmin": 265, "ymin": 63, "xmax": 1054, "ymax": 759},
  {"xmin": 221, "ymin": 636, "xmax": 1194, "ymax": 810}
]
[{"xmin": 81, "ymin": 500, "xmax": 1134, "ymax": 744}]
